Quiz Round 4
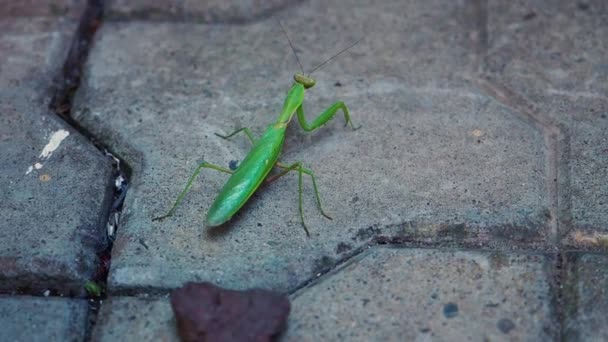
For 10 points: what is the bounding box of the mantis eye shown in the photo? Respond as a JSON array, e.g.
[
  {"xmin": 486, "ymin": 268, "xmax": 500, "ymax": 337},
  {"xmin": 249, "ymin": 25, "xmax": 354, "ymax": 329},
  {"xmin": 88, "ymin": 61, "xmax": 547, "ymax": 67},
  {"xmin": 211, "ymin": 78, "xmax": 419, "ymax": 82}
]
[{"xmin": 294, "ymin": 73, "xmax": 316, "ymax": 89}]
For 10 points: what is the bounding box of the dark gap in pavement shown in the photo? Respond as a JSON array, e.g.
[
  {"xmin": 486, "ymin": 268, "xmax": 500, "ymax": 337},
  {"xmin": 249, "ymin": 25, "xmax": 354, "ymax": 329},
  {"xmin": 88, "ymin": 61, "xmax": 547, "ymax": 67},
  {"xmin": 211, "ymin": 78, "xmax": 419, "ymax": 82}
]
[
  {"xmin": 474, "ymin": 76, "xmax": 570, "ymax": 340},
  {"xmin": 47, "ymin": 0, "xmax": 130, "ymax": 340},
  {"xmin": 50, "ymin": 0, "xmax": 103, "ymax": 119},
  {"xmin": 554, "ymin": 251, "xmax": 566, "ymax": 342}
]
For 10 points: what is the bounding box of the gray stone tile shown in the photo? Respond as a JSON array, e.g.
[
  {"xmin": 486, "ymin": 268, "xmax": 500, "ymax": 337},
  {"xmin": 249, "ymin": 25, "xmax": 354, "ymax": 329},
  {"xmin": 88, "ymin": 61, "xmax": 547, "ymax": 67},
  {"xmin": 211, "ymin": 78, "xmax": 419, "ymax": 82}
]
[
  {"xmin": 286, "ymin": 247, "xmax": 558, "ymax": 341},
  {"xmin": 483, "ymin": 0, "xmax": 608, "ymax": 249},
  {"xmin": 563, "ymin": 253, "xmax": 608, "ymax": 341},
  {"xmin": 73, "ymin": 0, "xmax": 550, "ymax": 293},
  {"xmin": 106, "ymin": 0, "xmax": 299, "ymax": 22},
  {"xmin": 91, "ymin": 296, "xmax": 178, "ymax": 342},
  {"xmin": 0, "ymin": 17, "xmax": 74, "ymax": 95},
  {"xmin": 0, "ymin": 17, "xmax": 114, "ymax": 295},
  {"xmin": 0, "ymin": 0, "xmax": 84, "ymax": 18},
  {"xmin": 0, "ymin": 296, "xmax": 88, "ymax": 342}
]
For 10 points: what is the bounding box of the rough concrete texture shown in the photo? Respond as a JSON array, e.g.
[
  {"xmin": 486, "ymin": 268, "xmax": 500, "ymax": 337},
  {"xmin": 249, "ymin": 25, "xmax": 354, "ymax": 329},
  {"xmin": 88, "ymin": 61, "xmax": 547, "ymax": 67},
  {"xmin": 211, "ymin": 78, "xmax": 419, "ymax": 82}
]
[
  {"xmin": 94, "ymin": 283, "xmax": 290, "ymax": 341},
  {"xmin": 74, "ymin": 0, "xmax": 551, "ymax": 293},
  {"xmin": 563, "ymin": 253, "xmax": 608, "ymax": 340},
  {"xmin": 2, "ymin": 0, "xmax": 607, "ymax": 340},
  {"xmin": 106, "ymin": 0, "xmax": 301, "ymax": 23},
  {"xmin": 0, "ymin": 0, "xmax": 84, "ymax": 18},
  {"xmin": 0, "ymin": 16, "xmax": 114, "ymax": 295},
  {"xmin": 1, "ymin": 17, "xmax": 74, "ymax": 96},
  {"xmin": 91, "ymin": 296, "xmax": 178, "ymax": 342},
  {"xmin": 286, "ymin": 247, "xmax": 557, "ymax": 341},
  {"xmin": 91, "ymin": 248, "xmax": 557, "ymax": 341},
  {"xmin": 0, "ymin": 296, "xmax": 88, "ymax": 342},
  {"xmin": 482, "ymin": 0, "xmax": 608, "ymax": 249}
]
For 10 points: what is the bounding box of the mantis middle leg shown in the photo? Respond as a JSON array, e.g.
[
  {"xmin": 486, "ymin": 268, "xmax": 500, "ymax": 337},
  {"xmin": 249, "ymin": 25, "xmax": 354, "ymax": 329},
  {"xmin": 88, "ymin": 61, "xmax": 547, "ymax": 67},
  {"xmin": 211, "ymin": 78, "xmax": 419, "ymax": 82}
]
[
  {"xmin": 153, "ymin": 161, "xmax": 233, "ymax": 221},
  {"xmin": 215, "ymin": 127, "xmax": 256, "ymax": 145}
]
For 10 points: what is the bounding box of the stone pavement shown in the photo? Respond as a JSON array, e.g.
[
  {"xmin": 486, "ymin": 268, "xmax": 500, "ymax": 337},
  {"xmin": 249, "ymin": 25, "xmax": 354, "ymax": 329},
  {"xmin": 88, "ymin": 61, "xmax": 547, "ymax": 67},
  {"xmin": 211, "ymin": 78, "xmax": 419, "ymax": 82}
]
[{"xmin": 0, "ymin": 0, "xmax": 606, "ymax": 341}]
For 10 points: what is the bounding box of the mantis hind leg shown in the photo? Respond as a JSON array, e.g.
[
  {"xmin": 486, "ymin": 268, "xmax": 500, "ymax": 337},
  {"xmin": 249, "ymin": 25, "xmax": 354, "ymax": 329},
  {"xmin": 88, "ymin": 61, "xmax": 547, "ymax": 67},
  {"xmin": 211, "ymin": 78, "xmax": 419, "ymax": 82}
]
[
  {"xmin": 266, "ymin": 162, "xmax": 332, "ymax": 237},
  {"xmin": 296, "ymin": 101, "xmax": 361, "ymax": 132},
  {"xmin": 215, "ymin": 127, "xmax": 256, "ymax": 145},
  {"xmin": 153, "ymin": 161, "xmax": 233, "ymax": 221}
]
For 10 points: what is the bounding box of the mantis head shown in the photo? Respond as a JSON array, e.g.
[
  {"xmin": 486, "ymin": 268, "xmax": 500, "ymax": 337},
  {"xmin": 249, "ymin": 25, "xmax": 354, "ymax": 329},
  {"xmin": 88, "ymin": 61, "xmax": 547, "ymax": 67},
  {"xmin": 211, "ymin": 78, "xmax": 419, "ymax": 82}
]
[
  {"xmin": 279, "ymin": 20, "xmax": 363, "ymax": 90},
  {"xmin": 294, "ymin": 73, "xmax": 316, "ymax": 89}
]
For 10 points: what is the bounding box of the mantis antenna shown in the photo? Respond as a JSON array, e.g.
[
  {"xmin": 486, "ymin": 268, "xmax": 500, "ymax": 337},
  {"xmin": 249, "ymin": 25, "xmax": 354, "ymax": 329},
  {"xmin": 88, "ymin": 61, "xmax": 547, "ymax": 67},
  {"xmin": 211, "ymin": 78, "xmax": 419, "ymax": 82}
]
[
  {"xmin": 278, "ymin": 19, "xmax": 364, "ymax": 76},
  {"xmin": 278, "ymin": 20, "xmax": 305, "ymax": 74},
  {"xmin": 308, "ymin": 36, "xmax": 365, "ymax": 76}
]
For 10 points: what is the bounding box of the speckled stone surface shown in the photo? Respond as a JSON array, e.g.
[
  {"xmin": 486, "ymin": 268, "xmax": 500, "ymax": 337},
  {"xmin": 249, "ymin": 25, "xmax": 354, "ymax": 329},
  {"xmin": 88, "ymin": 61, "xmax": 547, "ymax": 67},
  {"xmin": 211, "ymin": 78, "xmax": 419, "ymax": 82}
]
[
  {"xmin": 0, "ymin": 14, "xmax": 113, "ymax": 295},
  {"xmin": 286, "ymin": 247, "xmax": 557, "ymax": 341},
  {"xmin": 563, "ymin": 253, "xmax": 608, "ymax": 340},
  {"xmin": 74, "ymin": 0, "xmax": 550, "ymax": 295},
  {"xmin": 0, "ymin": 0, "xmax": 84, "ymax": 18},
  {"xmin": 105, "ymin": 0, "xmax": 300, "ymax": 22},
  {"xmin": 90, "ymin": 248, "xmax": 558, "ymax": 341},
  {"xmin": 0, "ymin": 296, "xmax": 88, "ymax": 342},
  {"xmin": 91, "ymin": 296, "xmax": 177, "ymax": 342},
  {"xmin": 2, "ymin": 0, "xmax": 608, "ymax": 340},
  {"xmin": 482, "ymin": 0, "xmax": 608, "ymax": 249}
]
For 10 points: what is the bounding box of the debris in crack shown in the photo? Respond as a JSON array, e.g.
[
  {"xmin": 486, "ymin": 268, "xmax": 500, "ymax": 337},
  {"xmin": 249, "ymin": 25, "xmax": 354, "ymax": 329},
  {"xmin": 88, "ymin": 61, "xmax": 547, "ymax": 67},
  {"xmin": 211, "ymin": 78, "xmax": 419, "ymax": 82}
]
[
  {"xmin": 171, "ymin": 282, "xmax": 290, "ymax": 342},
  {"xmin": 105, "ymin": 149, "xmax": 128, "ymax": 242}
]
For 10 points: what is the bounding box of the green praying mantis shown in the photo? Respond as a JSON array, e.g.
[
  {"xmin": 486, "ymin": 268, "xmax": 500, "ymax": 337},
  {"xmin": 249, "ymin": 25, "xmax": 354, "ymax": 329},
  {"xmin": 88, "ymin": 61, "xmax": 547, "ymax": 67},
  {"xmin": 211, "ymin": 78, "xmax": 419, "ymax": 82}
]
[{"xmin": 154, "ymin": 22, "xmax": 362, "ymax": 236}]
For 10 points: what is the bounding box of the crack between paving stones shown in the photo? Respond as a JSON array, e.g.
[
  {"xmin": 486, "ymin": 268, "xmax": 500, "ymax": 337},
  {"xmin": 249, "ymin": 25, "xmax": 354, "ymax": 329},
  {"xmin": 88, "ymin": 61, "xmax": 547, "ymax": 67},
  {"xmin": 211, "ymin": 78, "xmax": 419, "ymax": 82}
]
[
  {"xmin": 555, "ymin": 251, "xmax": 566, "ymax": 342},
  {"xmin": 46, "ymin": 1, "xmax": 130, "ymax": 340},
  {"xmin": 473, "ymin": 76, "xmax": 569, "ymax": 341}
]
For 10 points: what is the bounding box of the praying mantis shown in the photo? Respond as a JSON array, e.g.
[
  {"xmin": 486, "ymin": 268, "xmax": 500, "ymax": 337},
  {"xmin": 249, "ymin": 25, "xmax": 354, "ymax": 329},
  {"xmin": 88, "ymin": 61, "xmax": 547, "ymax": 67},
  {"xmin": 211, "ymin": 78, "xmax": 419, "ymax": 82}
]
[{"xmin": 154, "ymin": 22, "xmax": 362, "ymax": 236}]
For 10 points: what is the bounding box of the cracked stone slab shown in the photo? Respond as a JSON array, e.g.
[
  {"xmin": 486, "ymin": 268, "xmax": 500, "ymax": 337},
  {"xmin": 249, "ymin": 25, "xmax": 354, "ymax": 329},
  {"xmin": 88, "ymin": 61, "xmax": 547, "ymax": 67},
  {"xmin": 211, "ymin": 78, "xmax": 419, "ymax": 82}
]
[
  {"xmin": 74, "ymin": 0, "xmax": 549, "ymax": 293},
  {"xmin": 563, "ymin": 253, "xmax": 608, "ymax": 340},
  {"xmin": 483, "ymin": 0, "xmax": 608, "ymax": 249},
  {"xmin": 0, "ymin": 296, "xmax": 88, "ymax": 342},
  {"xmin": 91, "ymin": 296, "xmax": 178, "ymax": 342},
  {"xmin": 286, "ymin": 247, "xmax": 558, "ymax": 341},
  {"xmin": 106, "ymin": 0, "xmax": 301, "ymax": 22},
  {"xmin": 0, "ymin": 17, "xmax": 114, "ymax": 295}
]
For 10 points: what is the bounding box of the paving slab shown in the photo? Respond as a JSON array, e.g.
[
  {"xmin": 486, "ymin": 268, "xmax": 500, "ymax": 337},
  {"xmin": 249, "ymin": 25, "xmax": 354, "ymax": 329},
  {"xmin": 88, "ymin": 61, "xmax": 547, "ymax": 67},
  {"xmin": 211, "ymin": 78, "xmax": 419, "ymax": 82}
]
[
  {"xmin": 563, "ymin": 253, "xmax": 608, "ymax": 341},
  {"xmin": 286, "ymin": 247, "xmax": 558, "ymax": 341},
  {"xmin": 91, "ymin": 296, "xmax": 177, "ymax": 342},
  {"xmin": 72, "ymin": 0, "xmax": 551, "ymax": 293},
  {"xmin": 106, "ymin": 0, "xmax": 300, "ymax": 22},
  {"xmin": 0, "ymin": 295, "xmax": 88, "ymax": 342},
  {"xmin": 483, "ymin": 0, "xmax": 608, "ymax": 249},
  {"xmin": 0, "ymin": 16, "xmax": 114, "ymax": 295}
]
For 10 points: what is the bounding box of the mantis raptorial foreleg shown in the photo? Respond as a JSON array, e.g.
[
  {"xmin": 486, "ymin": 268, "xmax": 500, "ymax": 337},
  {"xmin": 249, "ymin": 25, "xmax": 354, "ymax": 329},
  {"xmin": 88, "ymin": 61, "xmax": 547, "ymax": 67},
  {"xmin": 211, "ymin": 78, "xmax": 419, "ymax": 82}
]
[
  {"xmin": 266, "ymin": 161, "xmax": 332, "ymax": 236},
  {"xmin": 296, "ymin": 101, "xmax": 360, "ymax": 131},
  {"xmin": 153, "ymin": 162, "xmax": 233, "ymax": 221},
  {"xmin": 215, "ymin": 127, "xmax": 257, "ymax": 145}
]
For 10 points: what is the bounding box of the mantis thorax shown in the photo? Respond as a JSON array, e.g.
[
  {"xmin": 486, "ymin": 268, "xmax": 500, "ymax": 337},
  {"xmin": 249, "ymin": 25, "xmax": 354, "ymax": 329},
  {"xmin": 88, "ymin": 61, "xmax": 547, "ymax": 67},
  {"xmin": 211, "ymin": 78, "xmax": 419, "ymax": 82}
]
[{"xmin": 294, "ymin": 73, "xmax": 316, "ymax": 89}]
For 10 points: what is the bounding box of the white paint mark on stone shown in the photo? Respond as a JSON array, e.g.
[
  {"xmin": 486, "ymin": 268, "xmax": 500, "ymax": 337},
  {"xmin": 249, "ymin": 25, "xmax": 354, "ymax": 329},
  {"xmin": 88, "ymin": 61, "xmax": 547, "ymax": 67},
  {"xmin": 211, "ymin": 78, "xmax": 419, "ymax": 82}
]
[
  {"xmin": 39, "ymin": 129, "xmax": 70, "ymax": 159},
  {"xmin": 25, "ymin": 129, "xmax": 70, "ymax": 174}
]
